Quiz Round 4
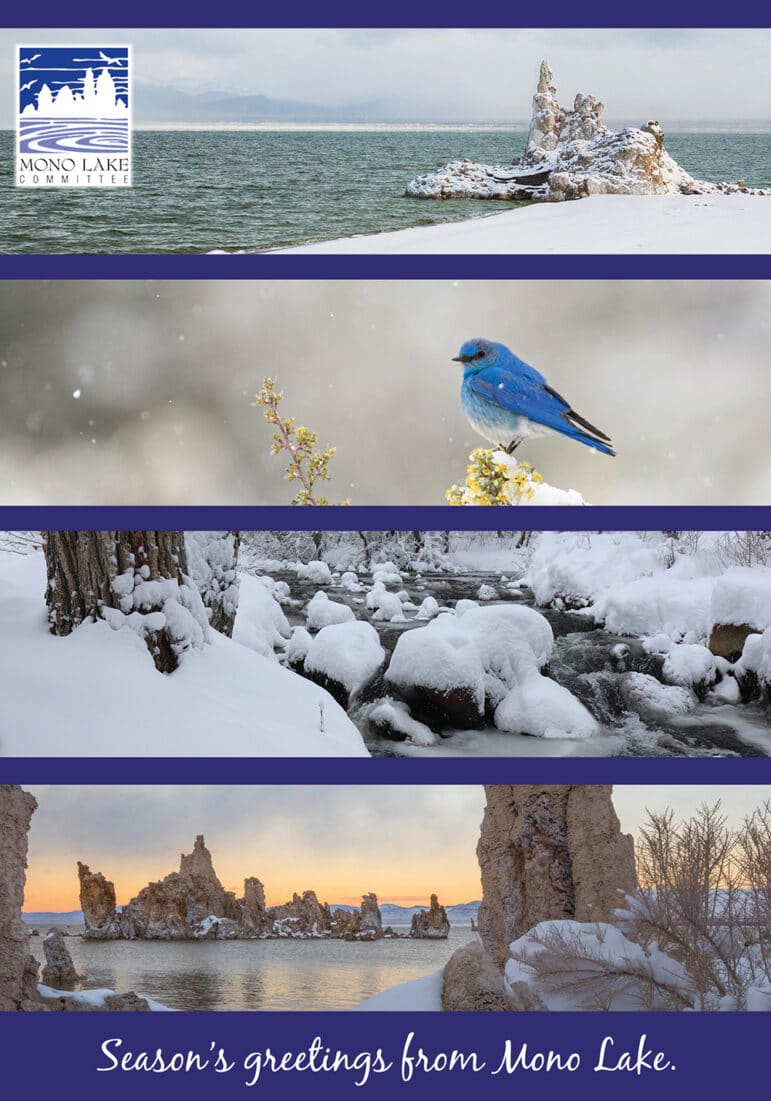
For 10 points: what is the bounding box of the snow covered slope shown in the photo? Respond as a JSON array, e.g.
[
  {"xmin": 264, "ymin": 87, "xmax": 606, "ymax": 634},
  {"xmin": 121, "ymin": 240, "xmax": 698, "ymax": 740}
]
[{"xmin": 0, "ymin": 553, "xmax": 368, "ymax": 757}]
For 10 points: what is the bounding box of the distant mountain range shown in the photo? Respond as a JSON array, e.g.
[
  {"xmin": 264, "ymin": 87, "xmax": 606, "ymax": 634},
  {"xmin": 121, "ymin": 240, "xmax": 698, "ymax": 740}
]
[
  {"xmin": 23, "ymin": 901, "xmax": 481, "ymax": 926},
  {"xmin": 132, "ymin": 84, "xmax": 400, "ymax": 125}
]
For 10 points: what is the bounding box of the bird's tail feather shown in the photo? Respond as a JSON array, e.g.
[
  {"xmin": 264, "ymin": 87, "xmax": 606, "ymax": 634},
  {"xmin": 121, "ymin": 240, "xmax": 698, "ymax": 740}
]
[{"xmin": 570, "ymin": 427, "xmax": 616, "ymax": 457}]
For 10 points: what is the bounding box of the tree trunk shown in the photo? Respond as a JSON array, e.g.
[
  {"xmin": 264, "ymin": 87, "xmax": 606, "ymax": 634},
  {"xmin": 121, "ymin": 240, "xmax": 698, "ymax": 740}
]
[{"xmin": 43, "ymin": 531, "xmax": 189, "ymax": 673}]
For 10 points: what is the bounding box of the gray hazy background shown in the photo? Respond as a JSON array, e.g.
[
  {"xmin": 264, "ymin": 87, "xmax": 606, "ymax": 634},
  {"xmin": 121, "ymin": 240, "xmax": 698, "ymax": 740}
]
[
  {"xmin": 1, "ymin": 279, "xmax": 769, "ymax": 505},
  {"xmin": 1, "ymin": 29, "xmax": 770, "ymax": 125}
]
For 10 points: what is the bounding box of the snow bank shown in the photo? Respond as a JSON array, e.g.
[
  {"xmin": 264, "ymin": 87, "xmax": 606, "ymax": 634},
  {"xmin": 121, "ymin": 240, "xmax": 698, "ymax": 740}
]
[
  {"xmin": 354, "ymin": 968, "xmax": 444, "ymax": 1012},
  {"xmin": 306, "ymin": 590, "xmax": 355, "ymax": 629},
  {"xmin": 0, "ymin": 552, "xmax": 368, "ymax": 757},
  {"xmin": 710, "ymin": 568, "xmax": 771, "ymax": 631},
  {"xmin": 232, "ymin": 575, "xmax": 291, "ymax": 659},
  {"xmin": 274, "ymin": 193, "xmax": 771, "ymax": 256},
  {"xmin": 304, "ymin": 620, "xmax": 385, "ymax": 694}
]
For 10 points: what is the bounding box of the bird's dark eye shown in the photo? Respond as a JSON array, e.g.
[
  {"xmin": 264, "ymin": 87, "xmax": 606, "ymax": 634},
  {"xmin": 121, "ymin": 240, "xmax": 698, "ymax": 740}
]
[{"xmin": 475, "ymin": 350, "xmax": 486, "ymax": 359}]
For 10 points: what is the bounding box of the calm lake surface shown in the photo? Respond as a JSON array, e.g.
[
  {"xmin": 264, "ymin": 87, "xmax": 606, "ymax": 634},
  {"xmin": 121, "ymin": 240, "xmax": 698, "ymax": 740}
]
[
  {"xmin": 28, "ymin": 925, "xmax": 478, "ymax": 1010},
  {"xmin": 1, "ymin": 129, "xmax": 768, "ymax": 253}
]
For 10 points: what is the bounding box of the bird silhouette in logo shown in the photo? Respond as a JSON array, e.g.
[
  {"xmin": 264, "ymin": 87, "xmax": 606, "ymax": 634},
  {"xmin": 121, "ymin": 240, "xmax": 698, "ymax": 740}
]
[
  {"xmin": 98, "ymin": 51, "xmax": 123, "ymax": 66},
  {"xmin": 20, "ymin": 54, "xmax": 41, "ymax": 65},
  {"xmin": 19, "ymin": 80, "xmax": 38, "ymax": 93},
  {"xmin": 454, "ymin": 337, "xmax": 615, "ymax": 457}
]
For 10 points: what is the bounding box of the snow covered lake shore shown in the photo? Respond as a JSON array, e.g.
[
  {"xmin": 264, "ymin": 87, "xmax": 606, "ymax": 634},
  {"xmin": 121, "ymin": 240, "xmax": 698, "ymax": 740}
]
[{"xmin": 273, "ymin": 192, "xmax": 771, "ymax": 254}]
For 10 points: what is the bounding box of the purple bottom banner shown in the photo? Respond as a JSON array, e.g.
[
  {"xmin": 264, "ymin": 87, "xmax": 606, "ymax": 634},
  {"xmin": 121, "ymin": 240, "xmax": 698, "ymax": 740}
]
[{"xmin": 2, "ymin": 1011, "xmax": 757, "ymax": 1098}]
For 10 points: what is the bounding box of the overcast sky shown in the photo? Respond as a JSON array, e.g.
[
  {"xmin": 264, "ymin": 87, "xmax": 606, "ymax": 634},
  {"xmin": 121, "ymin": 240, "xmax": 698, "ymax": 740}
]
[
  {"xmin": 2, "ymin": 29, "xmax": 770, "ymax": 124},
  {"xmin": 23, "ymin": 785, "xmax": 770, "ymax": 911}
]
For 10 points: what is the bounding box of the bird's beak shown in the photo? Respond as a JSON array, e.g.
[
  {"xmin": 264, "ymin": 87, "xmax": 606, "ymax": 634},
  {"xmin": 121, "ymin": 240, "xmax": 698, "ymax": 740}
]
[{"xmin": 452, "ymin": 356, "xmax": 464, "ymax": 363}]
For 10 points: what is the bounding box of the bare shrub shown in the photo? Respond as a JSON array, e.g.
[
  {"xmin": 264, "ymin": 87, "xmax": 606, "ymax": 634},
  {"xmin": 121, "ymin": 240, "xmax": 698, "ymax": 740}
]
[{"xmin": 715, "ymin": 531, "xmax": 771, "ymax": 569}]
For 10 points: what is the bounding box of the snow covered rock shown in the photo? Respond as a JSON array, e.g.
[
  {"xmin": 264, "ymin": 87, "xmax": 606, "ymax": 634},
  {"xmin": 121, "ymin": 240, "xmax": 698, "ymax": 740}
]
[
  {"xmin": 414, "ymin": 596, "xmax": 440, "ymax": 621},
  {"xmin": 386, "ymin": 616, "xmax": 486, "ymax": 729},
  {"xmin": 366, "ymin": 581, "xmax": 404, "ymax": 622},
  {"xmin": 406, "ymin": 60, "xmax": 770, "ymax": 203},
  {"xmin": 286, "ymin": 625, "xmax": 313, "ymax": 669},
  {"xmin": 305, "ymin": 590, "xmax": 355, "ymax": 629},
  {"xmin": 661, "ymin": 643, "xmax": 717, "ymax": 696},
  {"xmin": 232, "ymin": 575, "xmax": 291, "ymax": 659},
  {"xmin": 708, "ymin": 567, "xmax": 771, "ymax": 658},
  {"xmin": 735, "ymin": 627, "xmax": 771, "ymax": 701},
  {"xmin": 303, "ymin": 620, "xmax": 385, "ymax": 706},
  {"xmin": 495, "ymin": 674, "xmax": 598, "ymax": 739},
  {"xmin": 367, "ymin": 699, "xmax": 439, "ymax": 746},
  {"xmin": 371, "ymin": 561, "xmax": 403, "ymax": 586},
  {"xmin": 295, "ymin": 559, "xmax": 333, "ymax": 585}
]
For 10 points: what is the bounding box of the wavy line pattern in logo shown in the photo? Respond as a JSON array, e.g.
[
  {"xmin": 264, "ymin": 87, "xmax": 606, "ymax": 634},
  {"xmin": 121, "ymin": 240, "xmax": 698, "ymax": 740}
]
[{"xmin": 18, "ymin": 120, "xmax": 128, "ymax": 154}]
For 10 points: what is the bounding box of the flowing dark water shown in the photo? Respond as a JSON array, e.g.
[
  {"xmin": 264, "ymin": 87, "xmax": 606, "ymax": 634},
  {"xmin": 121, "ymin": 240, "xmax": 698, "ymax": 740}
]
[
  {"xmin": 272, "ymin": 568, "xmax": 771, "ymax": 759},
  {"xmin": 28, "ymin": 925, "xmax": 477, "ymax": 1010},
  {"xmin": 1, "ymin": 129, "xmax": 768, "ymax": 253}
]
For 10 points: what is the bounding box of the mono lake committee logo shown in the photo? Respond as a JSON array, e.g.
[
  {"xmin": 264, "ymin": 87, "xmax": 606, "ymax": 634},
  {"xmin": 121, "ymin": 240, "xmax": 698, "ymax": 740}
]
[{"xmin": 15, "ymin": 45, "xmax": 131, "ymax": 187}]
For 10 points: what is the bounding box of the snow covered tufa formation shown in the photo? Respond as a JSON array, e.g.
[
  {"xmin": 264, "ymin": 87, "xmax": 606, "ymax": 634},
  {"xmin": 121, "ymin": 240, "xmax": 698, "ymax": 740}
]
[
  {"xmin": 78, "ymin": 834, "xmax": 387, "ymax": 941},
  {"xmin": 406, "ymin": 61, "xmax": 770, "ymax": 203}
]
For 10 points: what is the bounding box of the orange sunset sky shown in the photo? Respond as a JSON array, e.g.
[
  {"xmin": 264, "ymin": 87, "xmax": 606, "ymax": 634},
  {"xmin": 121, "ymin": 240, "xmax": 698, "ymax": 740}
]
[{"xmin": 22, "ymin": 785, "xmax": 770, "ymax": 912}]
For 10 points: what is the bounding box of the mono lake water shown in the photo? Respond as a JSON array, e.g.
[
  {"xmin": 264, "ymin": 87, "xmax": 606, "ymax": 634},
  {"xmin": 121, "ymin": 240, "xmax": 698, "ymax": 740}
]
[
  {"xmin": 28, "ymin": 925, "xmax": 477, "ymax": 1010},
  {"xmin": 271, "ymin": 568, "xmax": 771, "ymax": 760},
  {"xmin": 1, "ymin": 129, "xmax": 769, "ymax": 253}
]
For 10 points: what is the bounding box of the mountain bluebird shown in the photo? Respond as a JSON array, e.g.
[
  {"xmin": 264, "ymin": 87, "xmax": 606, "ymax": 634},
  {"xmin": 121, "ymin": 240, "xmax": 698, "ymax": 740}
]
[{"xmin": 454, "ymin": 338, "xmax": 615, "ymax": 457}]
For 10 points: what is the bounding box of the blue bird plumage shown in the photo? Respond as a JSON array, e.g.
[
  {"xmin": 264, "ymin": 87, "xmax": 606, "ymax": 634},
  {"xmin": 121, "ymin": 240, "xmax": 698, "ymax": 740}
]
[{"xmin": 453, "ymin": 338, "xmax": 615, "ymax": 457}]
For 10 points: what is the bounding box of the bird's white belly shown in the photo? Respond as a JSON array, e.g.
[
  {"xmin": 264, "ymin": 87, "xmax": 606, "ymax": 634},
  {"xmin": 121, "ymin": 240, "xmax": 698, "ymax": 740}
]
[{"xmin": 464, "ymin": 405, "xmax": 556, "ymax": 447}]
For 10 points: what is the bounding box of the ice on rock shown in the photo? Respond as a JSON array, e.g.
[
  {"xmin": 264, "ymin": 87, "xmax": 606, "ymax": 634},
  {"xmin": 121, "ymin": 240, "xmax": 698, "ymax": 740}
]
[
  {"xmin": 304, "ymin": 620, "xmax": 385, "ymax": 694},
  {"xmin": 306, "ymin": 590, "xmax": 355, "ymax": 629},
  {"xmin": 477, "ymin": 583, "xmax": 497, "ymax": 601},
  {"xmin": 368, "ymin": 699, "xmax": 439, "ymax": 747},
  {"xmin": 708, "ymin": 676, "xmax": 741, "ymax": 705},
  {"xmin": 232, "ymin": 575, "xmax": 291, "ymax": 659},
  {"xmin": 620, "ymin": 671, "xmax": 696, "ymax": 721}
]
